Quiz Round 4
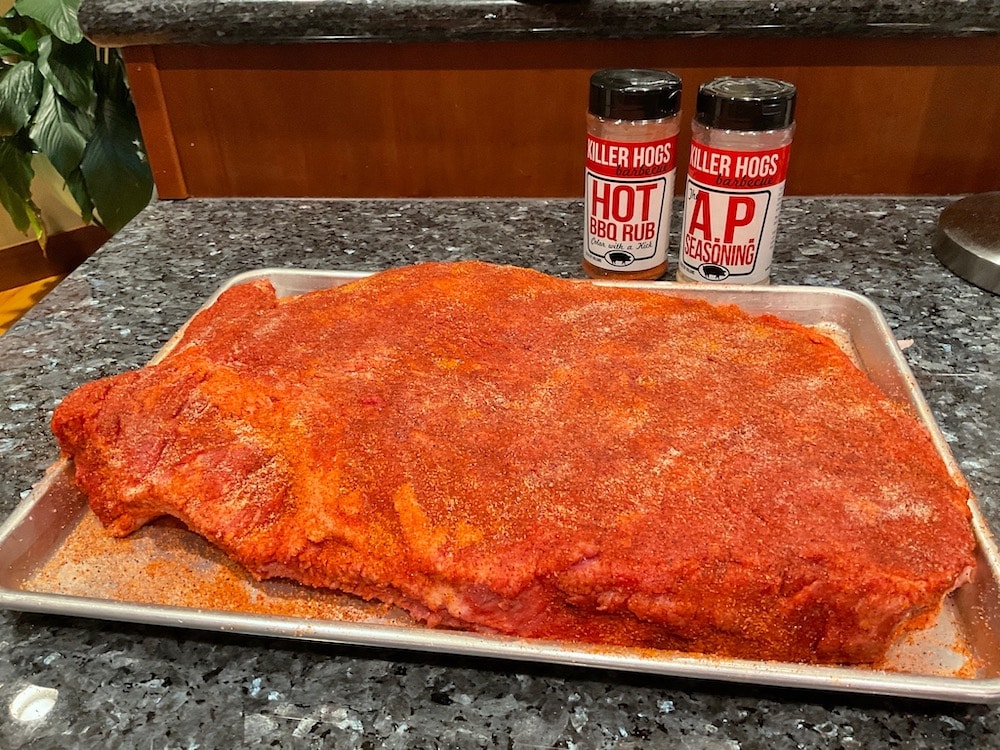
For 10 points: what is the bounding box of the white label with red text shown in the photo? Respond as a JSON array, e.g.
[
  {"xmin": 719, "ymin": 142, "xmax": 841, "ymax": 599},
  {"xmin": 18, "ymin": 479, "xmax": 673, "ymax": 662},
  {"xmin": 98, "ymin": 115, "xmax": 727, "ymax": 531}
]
[
  {"xmin": 585, "ymin": 134, "xmax": 677, "ymax": 272},
  {"xmin": 679, "ymin": 142, "xmax": 791, "ymax": 283}
]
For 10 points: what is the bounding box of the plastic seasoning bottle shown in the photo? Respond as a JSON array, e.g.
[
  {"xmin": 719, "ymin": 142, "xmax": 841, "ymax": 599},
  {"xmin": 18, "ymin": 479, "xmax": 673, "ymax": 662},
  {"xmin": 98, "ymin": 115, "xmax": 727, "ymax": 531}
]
[
  {"xmin": 584, "ymin": 69, "xmax": 682, "ymax": 281},
  {"xmin": 678, "ymin": 77, "xmax": 797, "ymax": 285}
]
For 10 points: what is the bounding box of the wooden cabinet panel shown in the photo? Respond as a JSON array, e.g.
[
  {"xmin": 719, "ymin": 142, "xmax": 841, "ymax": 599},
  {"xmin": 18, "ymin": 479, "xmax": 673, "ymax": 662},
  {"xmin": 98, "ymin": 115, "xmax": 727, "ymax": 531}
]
[{"xmin": 124, "ymin": 37, "xmax": 1000, "ymax": 198}]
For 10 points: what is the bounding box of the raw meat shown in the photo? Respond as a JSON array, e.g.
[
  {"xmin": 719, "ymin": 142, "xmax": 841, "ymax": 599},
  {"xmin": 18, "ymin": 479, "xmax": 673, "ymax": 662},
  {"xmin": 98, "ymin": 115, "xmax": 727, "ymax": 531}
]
[{"xmin": 51, "ymin": 261, "xmax": 976, "ymax": 664}]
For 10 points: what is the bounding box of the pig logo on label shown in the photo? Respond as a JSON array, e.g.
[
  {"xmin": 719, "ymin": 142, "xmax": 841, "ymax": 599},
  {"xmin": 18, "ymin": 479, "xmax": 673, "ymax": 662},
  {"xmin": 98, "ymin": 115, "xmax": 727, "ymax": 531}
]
[
  {"xmin": 606, "ymin": 250, "xmax": 636, "ymax": 266},
  {"xmin": 698, "ymin": 263, "xmax": 730, "ymax": 281}
]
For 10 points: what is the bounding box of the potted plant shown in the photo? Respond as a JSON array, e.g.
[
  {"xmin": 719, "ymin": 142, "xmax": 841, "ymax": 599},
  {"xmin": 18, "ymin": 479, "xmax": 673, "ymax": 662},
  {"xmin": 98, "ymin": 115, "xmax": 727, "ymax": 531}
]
[{"xmin": 0, "ymin": 0, "xmax": 153, "ymax": 247}]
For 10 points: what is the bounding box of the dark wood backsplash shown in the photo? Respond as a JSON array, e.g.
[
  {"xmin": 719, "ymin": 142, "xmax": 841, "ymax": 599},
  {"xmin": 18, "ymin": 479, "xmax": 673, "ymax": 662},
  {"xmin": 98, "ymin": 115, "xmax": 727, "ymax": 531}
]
[{"xmin": 124, "ymin": 36, "xmax": 1000, "ymax": 199}]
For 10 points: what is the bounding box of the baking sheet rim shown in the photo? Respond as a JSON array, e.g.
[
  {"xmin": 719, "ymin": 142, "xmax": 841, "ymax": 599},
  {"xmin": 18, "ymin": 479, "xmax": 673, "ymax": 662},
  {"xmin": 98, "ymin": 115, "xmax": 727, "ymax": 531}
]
[{"xmin": 3, "ymin": 580, "xmax": 1000, "ymax": 703}]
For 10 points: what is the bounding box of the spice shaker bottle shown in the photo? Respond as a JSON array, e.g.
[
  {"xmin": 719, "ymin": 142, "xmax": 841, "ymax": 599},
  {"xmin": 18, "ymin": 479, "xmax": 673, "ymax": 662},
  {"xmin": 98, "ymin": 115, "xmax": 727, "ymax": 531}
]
[
  {"xmin": 678, "ymin": 77, "xmax": 796, "ymax": 284},
  {"xmin": 584, "ymin": 69, "xmax": 682, "ymax": 280}
]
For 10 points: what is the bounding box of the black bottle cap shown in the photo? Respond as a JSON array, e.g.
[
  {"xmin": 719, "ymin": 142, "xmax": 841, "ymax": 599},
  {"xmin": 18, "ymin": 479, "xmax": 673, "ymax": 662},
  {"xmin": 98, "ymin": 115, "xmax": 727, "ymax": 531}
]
[
  {"xmin": 588, "ymin": 69, "xmax": 682, "ymax": 121},
  {"xmin": 696, "ymin": 77, "xmax": 797, "ymax": 131}
]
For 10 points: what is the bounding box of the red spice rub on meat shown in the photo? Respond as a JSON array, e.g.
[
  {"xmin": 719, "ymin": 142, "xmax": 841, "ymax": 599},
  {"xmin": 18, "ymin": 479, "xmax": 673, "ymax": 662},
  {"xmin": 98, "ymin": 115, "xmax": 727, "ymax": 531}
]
[{"xmin": 51, "ymin": 261, "xmax": 976, "ymax": 664}]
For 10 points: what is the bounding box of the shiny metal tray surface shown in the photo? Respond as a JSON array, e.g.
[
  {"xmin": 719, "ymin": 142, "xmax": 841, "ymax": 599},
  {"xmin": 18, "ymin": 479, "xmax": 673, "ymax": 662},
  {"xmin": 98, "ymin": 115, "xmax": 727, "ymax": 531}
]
[{"xmin": 2, "ymin": 268, "xmax": 999, "ymax": 703}]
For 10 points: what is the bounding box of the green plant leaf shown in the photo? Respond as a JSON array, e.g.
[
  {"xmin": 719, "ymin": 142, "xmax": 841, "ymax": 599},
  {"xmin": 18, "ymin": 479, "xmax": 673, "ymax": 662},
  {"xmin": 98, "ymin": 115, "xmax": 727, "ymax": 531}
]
[
  {"xmin": 0, "ymin": 136, "xmax": 35, "ymax": 208},
  {"xmin": 0, "ymin": 135, "xmax": 46, "ymax": 243},
  {"xmin": 80, "ymin": 59, "xmax": 153, "ymax": 233},
  {"xmin": 28, "ymin": 80, "xmax": 87, "ymax": 180},
  {"xmin": 37, "ymin": 33, "xmax": 95, "ymax": 111},
  {"xmin": 0, "ymin": 60, "xmax": 42, "ymax": 136},
  {"xmin": 0, "ymin": 18, "xmax": 150, "ymax": 240},
  {"xmin": 0, "ymin": 16, "xmax": 41, "ymax": 57},
  {"xmin": 63, "ymin": 166, "xmax": 93, "ymax": 224},
  {"xmin": 0, "ymin": 30, "xmax": 26, "ymax": 58},
  {"xmin": 13, "ymin": 0, "xmax": 83, "ymax": 45}
]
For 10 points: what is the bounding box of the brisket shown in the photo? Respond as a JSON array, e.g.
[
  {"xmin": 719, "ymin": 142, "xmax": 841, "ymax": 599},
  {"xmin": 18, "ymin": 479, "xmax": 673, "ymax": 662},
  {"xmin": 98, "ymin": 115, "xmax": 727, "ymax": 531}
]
[{"xmin": 50, "ymin": 261, "xmax": 976, "ymax": 664}]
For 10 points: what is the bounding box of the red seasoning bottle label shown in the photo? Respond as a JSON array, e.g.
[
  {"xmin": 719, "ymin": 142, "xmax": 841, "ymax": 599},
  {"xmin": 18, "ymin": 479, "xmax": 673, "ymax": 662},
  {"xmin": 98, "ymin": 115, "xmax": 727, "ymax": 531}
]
[
  {"xmin": 585, "ymin": 134, "xmax": 677, "ymax": 272},
  {"xmin": 680, "ymin": 142, "xmax": 792, "ymax": 283}
]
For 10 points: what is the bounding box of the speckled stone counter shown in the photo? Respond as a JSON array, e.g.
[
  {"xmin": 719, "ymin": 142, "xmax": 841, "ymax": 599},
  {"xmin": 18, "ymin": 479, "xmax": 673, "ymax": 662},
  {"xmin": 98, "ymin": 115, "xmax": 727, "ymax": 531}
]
[
  {"xmin": 1, "ymin": 197, "xmax": 998, "ymax": 748},
  {"xmin": 78, "ymin": 0, "xmax": 1000, "ymax": 46}
]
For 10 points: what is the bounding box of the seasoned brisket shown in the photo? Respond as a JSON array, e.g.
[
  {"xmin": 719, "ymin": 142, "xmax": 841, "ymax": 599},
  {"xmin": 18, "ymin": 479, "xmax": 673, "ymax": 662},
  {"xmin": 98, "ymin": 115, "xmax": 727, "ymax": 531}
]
[{"xmin": 51, "ymin": 261, "xmax": 976, "ymax": 664}]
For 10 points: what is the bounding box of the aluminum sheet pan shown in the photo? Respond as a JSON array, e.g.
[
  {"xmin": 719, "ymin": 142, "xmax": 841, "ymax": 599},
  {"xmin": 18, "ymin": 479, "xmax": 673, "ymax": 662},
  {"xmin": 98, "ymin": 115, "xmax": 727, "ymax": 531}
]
[{"xmin": 2, "ymin": 268, "xmax": 999, "ymax": 703}]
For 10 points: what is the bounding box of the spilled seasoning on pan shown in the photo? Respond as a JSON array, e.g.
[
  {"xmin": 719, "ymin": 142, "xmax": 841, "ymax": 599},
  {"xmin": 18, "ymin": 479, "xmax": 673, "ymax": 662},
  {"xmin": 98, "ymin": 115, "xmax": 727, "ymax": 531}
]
[{"xmin": 24, "ymin": 512, "xmax": 395, "ymax": 623}]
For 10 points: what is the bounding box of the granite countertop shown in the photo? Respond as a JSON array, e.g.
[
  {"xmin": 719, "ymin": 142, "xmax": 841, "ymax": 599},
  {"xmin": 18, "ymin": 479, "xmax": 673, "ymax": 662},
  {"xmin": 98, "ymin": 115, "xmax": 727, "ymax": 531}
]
[
  {"xmin": 78, "ymin": 0, "xmax": 1000, "ymax": 46},
  {"xmin": 1, "ymin": 197, "xmax": 999, "ymax": 747}
]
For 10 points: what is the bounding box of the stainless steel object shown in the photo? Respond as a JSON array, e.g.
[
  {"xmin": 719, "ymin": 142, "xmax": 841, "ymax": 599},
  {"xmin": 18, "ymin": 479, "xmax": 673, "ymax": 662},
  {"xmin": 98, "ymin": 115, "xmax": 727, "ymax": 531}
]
[
  {"xmin": 933, "ymin": 192, "xmax": 1000, "ymax": 295},
  {"xmin": 2, "ymin": 269, "xmax": 998, "ymax": 703}
]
